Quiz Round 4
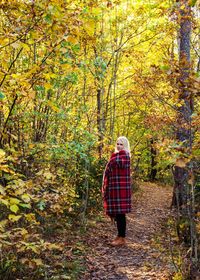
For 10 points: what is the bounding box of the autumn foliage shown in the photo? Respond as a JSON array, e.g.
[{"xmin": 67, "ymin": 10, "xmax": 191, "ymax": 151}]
[{"xmin": 0, "ymin": 0, "xmax": 199, "ymax": 279}]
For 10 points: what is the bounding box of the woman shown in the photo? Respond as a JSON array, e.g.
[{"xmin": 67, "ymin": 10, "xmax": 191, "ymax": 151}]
[{"xmin": 102, "ymin": 136, "xmax": 131, "ymax": 246}]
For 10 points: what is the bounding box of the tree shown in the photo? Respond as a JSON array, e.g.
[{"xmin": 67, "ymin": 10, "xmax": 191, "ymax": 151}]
[
  {"xmin": 171, "ymin": 0, "xmax": 199, "ymax": 274},
  {"xmin": 172, "ymin": 0, "xmax": 192, "ymax": 208}
]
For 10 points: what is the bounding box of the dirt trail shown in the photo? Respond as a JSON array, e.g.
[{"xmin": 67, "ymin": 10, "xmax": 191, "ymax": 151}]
[{"xmin": 82, "ymin": 182, "xmax": 173, "ymax": 280}]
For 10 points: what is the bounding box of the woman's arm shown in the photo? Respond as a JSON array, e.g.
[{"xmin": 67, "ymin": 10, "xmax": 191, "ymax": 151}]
[{"xmin": 101, "ymin": 153, "xmax": 115, "ymax": 197}]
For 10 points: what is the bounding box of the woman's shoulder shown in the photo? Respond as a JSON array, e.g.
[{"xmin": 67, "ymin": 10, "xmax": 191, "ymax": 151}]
[
  {"xmin": 110, "ymin": 152, "xmax": 117, "ymax": 158},
  {"xmin": 119, "ymin": 150, "xmax": 129, "ymax": 156},
  {"xmin": 110, "ymin": 150, "xmax": 130, "ymax": 160}
]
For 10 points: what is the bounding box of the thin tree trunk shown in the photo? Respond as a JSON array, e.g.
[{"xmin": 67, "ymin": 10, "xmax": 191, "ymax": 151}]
[
  {"xmin": 97, "ymin": 87, "xmax": 103, "ymax": 158},
  {"xmin": 0, "ymin": 94, "xmax": 18, "ymax": 148},
  {"xmin": 149, "ymin": 138, "xmax": 157, "ymax": 181},
  {"xmin": 172, "ymin": 0, "xmax": 192, "ymax": 209}
]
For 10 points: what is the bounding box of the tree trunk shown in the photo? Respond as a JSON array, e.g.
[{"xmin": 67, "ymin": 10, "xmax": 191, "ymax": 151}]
[
  {"xmin": 149, "ymin": 138, "xmax": 157, "ymax": 181},
  {"xmin": 172, "ymin": 1, "xmax": 199, "ymax": 271},
  {"xmin": 172, "ymin": 0, "xmax": 192, "ymax": 210},
  {"xmin": 97, "ymin": 87, "xmax": 103, "ymax": 158}
]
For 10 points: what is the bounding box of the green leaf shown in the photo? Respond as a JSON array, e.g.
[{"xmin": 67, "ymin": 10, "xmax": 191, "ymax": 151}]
[
  {"xmin": 45, "ymin": 14, "xmax": 52, "ymax": 23},
  {"xmin": 189, "ymin": 0, "xmax": 198, "ymax": 7},
  {"xmin": 160, "ymin": 65, "xmax": 170, "ymax": 71},
  {"xmin": 0, "ymin": 92, "xmax": 5, "ymax": 99},
  {"xmin": 37, "ymin": 200, "xmax": 46, "ymax": 211},
  {"xmin": 19, "ymin": 203, "xmax": 31, "ymax": 209},
  {"xmin": 71, "ymin": 44, "xmax": 80, "ymax": 52},
  {"xmin": 64, "ymin": 73, "xmax": 78, "ymax": 84},
  {"xmin": 35, "ymin": 85, "xmax": 44, "ymax": 91}
]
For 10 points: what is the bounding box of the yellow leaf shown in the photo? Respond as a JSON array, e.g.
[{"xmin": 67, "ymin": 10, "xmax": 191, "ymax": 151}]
[
  {"xmin": 20, "ymin": 258, "xmax": 29, "ymax": 264},
  {"xmin": 30, "ymin": 246, "xmax": 40, "ymax": 254},
  {"xmin": 11, "ymin": 73, "xmax": 21, "ymax": 79},
  {"xmin": 25, "ymin": 213, "xmax": 36, "ymax": 222},
  {"xmin": 44, "ymin": 83, "xmax": 51, "ymax": 90},
  {"xmin": 175, "ymin": 158, "xmax": 189, "ymax": 168},
  {"xmin": 43, "ymin": 73, "xmax": 52, "ymax": 80},
  {"xmin": 0, "ymin": 198, "xmax": 9, "ymax": 207},
  {"xmin": 67, "ymin": 35, "xmax": 78, "ymax": 44},
  {"xmin": 15, "ymin": 188, "xmax": 25, "ymax": 196},
  {"xmin": 10, "ymin": 198, "xmax": 21, "ymax": 205},
  {"xmin": 9, "ymin": 79, "xmax": 17, "ymax": 85},
  {"xmin": 8, "ymin": 214, "xmax": 22, "ymax": 222},
  {"xmin": 0, "ymin": 186, "xmax": 5, "ymax": 195},
  {"xmin": 175, "ymin": 159, "xmax": 185, "ymax": 168},
  {"xmin": 28, "ymin": 90, "xmax": 36, "ymax": 99},
  {"xmin": 21, "ymin": 43, "xmax": 30, "ymax": 51},
  {"xmin": 33, "ymin": 258, "xmax": 43, "ymax": 266},
  {"xmin": 47, "ymin": 101, "xmax": 60, "ymax": 112},
  {"xmin": 84, "ymin": 20, "xmax": 95, "ymax": 36},
  {"xmin": 10, "ymin": 204, "xmax": 19, "ymax": 213},
  {"xmin": 61, "ymin": 64, "xmax": 71, "ymax": 71},
  {"xmin": 20, "ymin": 228, "xmax": 28, "ymax": 236},
  {"xmin": 43, "ymin": 171, "xmax": 54, "ymax": 179},
  {"xmin": 0, "ymin": 149, "xmax": 5, "ymax": 156},
  {"xmin": 44, "ymin": 73, "xmax": 57, "ymax": 79},
  {"xmin": 1, "ymin": 165, "xmax": 14, "ymax": 173},
  {"xmin": 92, "ymin": 7, "xmax": 102, "ymax": 15},
  {"xmin": 0, "ymin": 149, "xmax": 6, "ymax": 163},
  {"xmin": 0, "ymin": 219, "xmax": 8, "ymax": 231},
  {"xmin": 29, "ymin": 144, "xmax": 35, "ymax": 149},
  {"xmin": 30, "ymin": 31, "xmax": 38, "ymax": 39},
  {"xmin": 47, "ymin": 243, "xmax": 63, "ymax": 250},
  {"xmin": 21, "ymin": 194, "xmax": 31, "ymax": 203},
  {"xmin": 0, "ymin": 37, "xmax": 9, "ymax": 46},
  {"xmin": 36, "ymin": 170, "xmax": 43, "ymax": 176},
  {"xmin": 12, "ymin": 42, "xmax": 20, "ymax": 49}
]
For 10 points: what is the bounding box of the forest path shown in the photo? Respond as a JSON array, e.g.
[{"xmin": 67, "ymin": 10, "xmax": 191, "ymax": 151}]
[{"xmin": 81, "ymin": 182, "xmax": 173, "ymax": 280}]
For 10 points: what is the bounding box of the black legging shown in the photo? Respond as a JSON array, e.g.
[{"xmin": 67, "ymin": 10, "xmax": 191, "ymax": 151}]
[{"xmin": 115, "ymin": 214, "xmax": 126, "ymax": 237}]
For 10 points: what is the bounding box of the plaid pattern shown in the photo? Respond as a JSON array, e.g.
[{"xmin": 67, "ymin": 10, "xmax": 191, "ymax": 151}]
[{"xmin": 102, "ymin": 150, "xmax": 131, "ymax": 216}]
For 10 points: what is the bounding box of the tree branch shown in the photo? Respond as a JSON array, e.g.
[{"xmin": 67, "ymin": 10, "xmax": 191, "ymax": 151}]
[{"xmin": 0, "ymin": 47, "xmax": 23, "ymax": 88}]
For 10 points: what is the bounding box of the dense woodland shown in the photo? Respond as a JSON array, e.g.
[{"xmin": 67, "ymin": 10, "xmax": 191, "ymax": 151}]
[{"xmin": 0, "ymin": 0, "xmax": 200, "ymax": 279}]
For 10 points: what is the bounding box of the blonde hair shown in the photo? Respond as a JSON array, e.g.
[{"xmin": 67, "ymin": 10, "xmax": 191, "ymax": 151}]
[{"xmin": 115, "ymin": 136, "xmax": 131, "ymax": 155}]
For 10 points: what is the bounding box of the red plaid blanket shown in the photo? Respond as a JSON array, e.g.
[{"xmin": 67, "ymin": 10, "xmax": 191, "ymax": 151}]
[{"xmin": 102, "ymin": 150, "xmax": 131, "ymax": 216}]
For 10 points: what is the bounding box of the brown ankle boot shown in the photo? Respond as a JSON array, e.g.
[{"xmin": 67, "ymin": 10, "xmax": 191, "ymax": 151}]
[{"xmin": 111, "ymin": 237, "xmax": 126, "ymax": 246}]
